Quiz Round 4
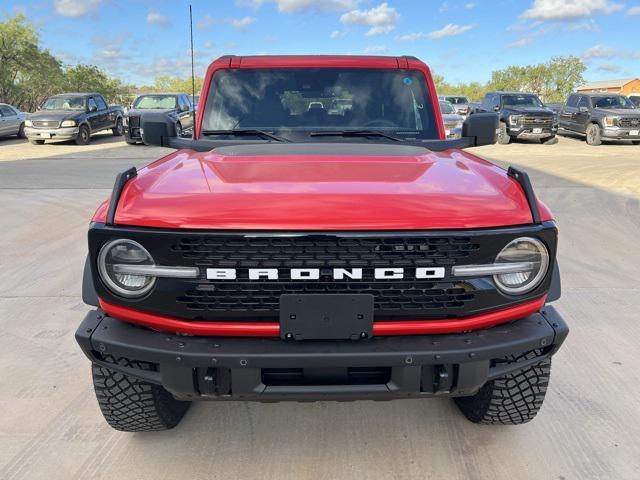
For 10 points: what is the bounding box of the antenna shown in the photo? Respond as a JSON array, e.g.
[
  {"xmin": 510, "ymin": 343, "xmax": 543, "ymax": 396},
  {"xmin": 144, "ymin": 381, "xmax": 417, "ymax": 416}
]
[{"xmin": 189, "ymin": 4, "xmax": 196, "ymax": 139}]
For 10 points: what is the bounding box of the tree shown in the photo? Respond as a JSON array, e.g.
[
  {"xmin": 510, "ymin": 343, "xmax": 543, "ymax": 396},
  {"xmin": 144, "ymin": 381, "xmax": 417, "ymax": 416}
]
[
  {"xmin": 63, "ymin": 65, "xmax": 125, "ymax": 103},
  {"xmin": 0, "ymin": 13, "xmax": 64, "ymax": 111},
  {"xmin": 151, "ymin": 75, "xmax": 204, "ymax": 96}
]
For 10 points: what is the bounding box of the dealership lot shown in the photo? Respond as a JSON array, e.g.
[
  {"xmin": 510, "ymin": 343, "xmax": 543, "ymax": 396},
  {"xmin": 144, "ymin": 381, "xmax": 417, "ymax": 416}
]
[{"xmin": 0, "ymin": 134, "xmax": 639, "ymax": 479}]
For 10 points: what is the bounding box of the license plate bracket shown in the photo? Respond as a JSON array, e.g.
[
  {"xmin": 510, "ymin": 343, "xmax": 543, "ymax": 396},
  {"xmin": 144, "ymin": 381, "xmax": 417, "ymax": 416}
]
[
  {"xmin": 280, "ymin": 294, "xmax": 374, "ymax": 340},
  {"xmin": 40, "ymin": 133, "xmax": 51, "ymax": 139}
]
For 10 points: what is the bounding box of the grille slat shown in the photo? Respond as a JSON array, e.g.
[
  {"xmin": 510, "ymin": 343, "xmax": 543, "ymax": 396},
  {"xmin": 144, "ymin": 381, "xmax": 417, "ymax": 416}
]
[{"xmin": 520, "ymin": 116, "xmax": 553, "ymax": 127}]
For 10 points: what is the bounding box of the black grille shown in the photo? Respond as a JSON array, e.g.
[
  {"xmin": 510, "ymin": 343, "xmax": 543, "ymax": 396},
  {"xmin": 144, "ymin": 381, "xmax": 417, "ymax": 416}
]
[
  {"xmin": 172, "ymin": 236, "xmax": 480, "ymax": 269},
  {"xmin": 177, "ymin": 282, "xmax": 475, "ymax": 316},
  {"xmin": 32, "ymin": 120, "xmax": 60, "ymax": 129},
  {"xmin": 521, "ymin": 116, "xmax": 553, "ymax": 127},
  {"xmin": 619, "ymin": 117, "xmax": 640, "ymax": 128},
  {"xmin": 128, "ymin": 115, "xmax": 140, "ymax": 128}
]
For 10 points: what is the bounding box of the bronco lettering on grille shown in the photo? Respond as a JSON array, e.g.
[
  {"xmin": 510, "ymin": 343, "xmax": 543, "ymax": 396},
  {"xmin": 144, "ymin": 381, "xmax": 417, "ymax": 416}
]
[{"xmin": 205, "ymin": 267, "xmax": 446, "ymax": 281}]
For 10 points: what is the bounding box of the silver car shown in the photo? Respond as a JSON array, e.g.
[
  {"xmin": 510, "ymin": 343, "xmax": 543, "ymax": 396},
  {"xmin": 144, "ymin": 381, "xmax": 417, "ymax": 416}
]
[
  {"xmin": 438, "ymin": 95, "xmax": 471, "ymax": 116},
  {"xmin": 439, "ymin": 101, "xmax": 464, "ymax": 139},
  {"xmin": 0, "ymin": 103, "xmax": 27, "ymax": 138}
]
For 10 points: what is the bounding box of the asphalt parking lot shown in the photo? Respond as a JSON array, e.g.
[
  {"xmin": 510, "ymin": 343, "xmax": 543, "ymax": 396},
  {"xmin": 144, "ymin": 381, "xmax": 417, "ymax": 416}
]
[{"xmin": 1, "ymin": 133, "xmax": 639, "ymax": 480}]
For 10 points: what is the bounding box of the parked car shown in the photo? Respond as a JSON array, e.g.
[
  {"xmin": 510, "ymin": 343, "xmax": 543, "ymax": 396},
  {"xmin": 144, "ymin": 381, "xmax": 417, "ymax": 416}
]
[
  {"xmin": 558, "ymin": 93, "xmax": 640, "ymax": 146},
  {"xmin": 24, "ymin": 93, "xmax": 124, "ymax": 145},
  {"xmin": 0, "ymin": 103, "xmax": 27, "ymax": 138},
  {"xmin": 438, "ymin": 95, "xmax": 471, "ymax": 115},
  {"xmin": 439, "ymin": 100, "xmax": 464, "ymax": 138},
  {"xmin": 124, "ymin": 93, "xmax": 194, "ymax": 144},
  {"xmin": 76, "ymin": 54, "xmax": 568, "ymax": 432},
  {"xmin": 476, "ymin": 91, "xmax": 557, "ymax": 144}
]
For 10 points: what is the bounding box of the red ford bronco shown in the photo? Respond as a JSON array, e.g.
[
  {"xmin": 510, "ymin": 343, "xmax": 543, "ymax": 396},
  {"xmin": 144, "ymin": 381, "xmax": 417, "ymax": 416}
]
[{"xmin": 76, "ymin": 55, "xmax": 568, "ymax": 431}]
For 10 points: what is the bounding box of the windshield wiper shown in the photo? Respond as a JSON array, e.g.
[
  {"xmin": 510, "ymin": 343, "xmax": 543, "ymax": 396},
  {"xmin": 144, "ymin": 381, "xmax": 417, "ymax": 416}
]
[
  {"xmin": 309, "ymin": 130, "xmax": 401, "ymax": 142},
  {"xmin": 201, "ymin": 129, "xmax": 290, "ymax": 142}
]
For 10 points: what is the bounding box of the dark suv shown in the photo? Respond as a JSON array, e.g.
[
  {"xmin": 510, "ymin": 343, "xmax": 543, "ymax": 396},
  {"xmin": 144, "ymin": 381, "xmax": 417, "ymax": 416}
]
[
  {"xmin": 558, "ymin": 93, "xmax": 640, "ymax": 145},
  {"xmin": 476, "ymin": 92, "xmax": 557, "ymax": 145}
]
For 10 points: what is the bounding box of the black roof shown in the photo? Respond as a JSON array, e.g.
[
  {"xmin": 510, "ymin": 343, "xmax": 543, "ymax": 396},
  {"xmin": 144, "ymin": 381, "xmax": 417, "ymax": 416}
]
[
  {"xmin": 50, "ymin": 92, "xmax": 100, "ymax": 98},
  {"xmin": 488, "ymin": 91, "xmax": 540, "ymax": 96}
]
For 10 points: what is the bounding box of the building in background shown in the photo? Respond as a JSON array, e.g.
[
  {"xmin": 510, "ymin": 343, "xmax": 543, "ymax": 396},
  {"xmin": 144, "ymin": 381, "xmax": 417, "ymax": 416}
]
[{"xmin": 576, "ymin": 78, "xmax": 640, "ymax": 96}]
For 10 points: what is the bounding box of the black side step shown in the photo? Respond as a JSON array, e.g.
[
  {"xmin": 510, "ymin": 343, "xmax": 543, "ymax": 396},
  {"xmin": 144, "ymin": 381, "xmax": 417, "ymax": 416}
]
[
  {"xmin": 507, "ymin": 166, "xmax": 541, "ymax": 224},
  {"xmin": 106, "ymin": 166, "xmax": 137, "ymax": 226}
]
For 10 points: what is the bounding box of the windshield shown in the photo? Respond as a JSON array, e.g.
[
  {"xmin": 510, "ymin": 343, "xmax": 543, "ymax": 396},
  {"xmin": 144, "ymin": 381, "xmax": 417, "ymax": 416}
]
[
  {"xmin": 501, "ymin": 94, "xmax": 543, "ymax": 108},
  {"xmin": 133, "ymin": 95, "xmax": 177, "ymax": 109},
  {"xmin": 42, "ymin": 97, "xmax": 85, "ymax": 111},
  {"xmin": 202, "ymin": 68, "xmax": 438, "ymax": 139},
  {"xmin": 439, "ymin": 101, "xmax": 456, "ymax": 114},
  {"xmin": 630, "ymin": 97, "xmax": 640, "ymax": 107},
  {"xmin": 445, "ymin": 96, "xmax": 469, "ymax": 105},
  {"xmin": 592, "ymin": 96, "xmax": 636, "ymax": 110}
]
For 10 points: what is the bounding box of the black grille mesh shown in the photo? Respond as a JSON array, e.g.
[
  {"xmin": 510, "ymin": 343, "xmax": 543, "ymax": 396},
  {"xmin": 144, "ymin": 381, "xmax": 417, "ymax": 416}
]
[{"xmin": 619, "ymin": 117, "xmax": 640, "ymax": 128}]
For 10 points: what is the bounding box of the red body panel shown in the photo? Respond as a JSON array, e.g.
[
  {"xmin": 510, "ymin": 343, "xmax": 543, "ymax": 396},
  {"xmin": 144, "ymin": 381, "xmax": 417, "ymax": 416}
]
[
  {"xmin": 92, "ymin": 147, "xmax": 552, "ymax": 229},
  {"xmin": 99, "ymin": 296, "xmax": 546, "ymax": 337}
]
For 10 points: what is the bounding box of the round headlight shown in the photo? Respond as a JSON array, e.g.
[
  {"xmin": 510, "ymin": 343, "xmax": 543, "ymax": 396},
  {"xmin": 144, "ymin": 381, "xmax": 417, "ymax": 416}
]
[
  {"xmin": 493, "ymin": 237, "xmax": 549, "ymax": 295},
  {"xmin": 98, "ymin": 239, "xmax": 156, "ymax": 298}
]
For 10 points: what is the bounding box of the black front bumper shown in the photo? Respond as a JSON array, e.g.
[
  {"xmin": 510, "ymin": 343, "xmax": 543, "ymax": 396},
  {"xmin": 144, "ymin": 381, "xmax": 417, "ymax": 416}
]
[{"xmin": 76, "ymin": 307, "xmax": 568, "ymax": 402}]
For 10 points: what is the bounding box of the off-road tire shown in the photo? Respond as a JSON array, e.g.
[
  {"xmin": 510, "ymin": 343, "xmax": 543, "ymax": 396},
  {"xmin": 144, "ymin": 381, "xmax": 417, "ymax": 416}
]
[
  {"xmin": 176, "ymin": 122, "xmax": 183, "ymax": 137},
  {"xmin": 92, "ymin": 357, "xmax": 191, "ymax": 432},
  {"xmin": 29, "ymin": 139, "xmax": 45, "ymax": 145},
  {"xmin": 497, "ymin": 122, "xmax": 510, "ymax": 145},
  {"xmin": 75, "ymin": 124, "xmax": 91, "ymax": 145},
  {"xmin": 454, "ymin": 351, "xmax": 551, "ymax": 425},
  {"xmin": 586, "ymin": 123, "xmax": 602, "ymax": 146},
  {"xmin": 541, "ymin": 135, "xmax": 557, "ymax": 145},
  {"xmin": 112, "ymin": 117, "xmax": 124, "ymax": 136},
  {"xmin": 18, "ymin": 122, "xmax": 26, "ymax": 138}
]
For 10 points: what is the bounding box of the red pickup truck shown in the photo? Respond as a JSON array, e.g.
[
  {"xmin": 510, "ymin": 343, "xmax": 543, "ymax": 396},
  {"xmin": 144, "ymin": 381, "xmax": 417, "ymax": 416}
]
[{"xmin": 76, "ymin": 55, "xmax": 568, "ymax": 431}]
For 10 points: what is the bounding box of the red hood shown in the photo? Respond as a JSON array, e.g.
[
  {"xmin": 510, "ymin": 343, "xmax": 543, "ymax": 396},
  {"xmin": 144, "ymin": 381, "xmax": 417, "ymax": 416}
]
[{"xmin": 94, "ymin": 144, "xmax": 552, "ymax": 230}]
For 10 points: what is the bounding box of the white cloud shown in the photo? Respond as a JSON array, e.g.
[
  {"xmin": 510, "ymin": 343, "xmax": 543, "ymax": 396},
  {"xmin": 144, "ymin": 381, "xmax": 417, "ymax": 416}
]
[
  {"xmin": 197, "ymin": 14, "xmax": 217, "ymax": 29},
  {"xmin": 230, "ymin": 16, "xmax": 256, "ymax": 30},
  {"xmin": 465, "ymin": 2, "xmax": 475, "ymax": 9},
  {"xmin": 395, "ymin": 32, "xmax": 426, "ymax": 42},
  {"xmin": 203, "ymin": 41, "xmax": 215, "ymax": 49},
  {"xmin": 330, "ymin": 30, "xmax": 347, "ymax": 38},
  {"xmin": 507, "ymin": 36, "xmax": 535, "ymax": 48},
  {"xmin": 567, "ymin": 19, "xmax": 600, "ymax": 31},
  {"xmin": 428, "ymin": 23, "xmax": 475, "ymax": 39},
  {"xmin": 439, "ymin": 2, "xmax": 450, "ymax": 12},
  {"xmin": 522, "ymin": 0, "xmax": 623, "ymax": 21},
  {"xmin": 628, "ymin": 6, "xmax": 640, "ymax": 15},
  {"xmin": 53, "ymin": 0, "xmax": 102, "ymax": 18},
  {"xmin": 597, "ymin": 63, "xmax": 622, "ymax": 73},
  {"xmin": 340, "ymin": 3, "xmax": 399, "ymax": 36},
  {"xmin": 364, "ymin": 45, "xmax": 390, "ymax": 53},
  {"xmin": 146, "ymin": 11, "xmax": 169, "ymax": 26},
  {"xmin": 582, "ymin": 44, "xmax": 640, "ymax": 60},
  {"xmin": 237, "ymin": 0, "xmax": 359, "ymax": 12}
]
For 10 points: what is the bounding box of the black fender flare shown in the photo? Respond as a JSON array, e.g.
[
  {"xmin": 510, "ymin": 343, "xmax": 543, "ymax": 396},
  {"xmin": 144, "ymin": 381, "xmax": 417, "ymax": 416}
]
[
  {"xmin": 82, "ymin": 255, "xmax": 99, "ymax": 306},
  {"xmin": 547, "ymin": 261, "xmax": 561, "ymax": 303}
]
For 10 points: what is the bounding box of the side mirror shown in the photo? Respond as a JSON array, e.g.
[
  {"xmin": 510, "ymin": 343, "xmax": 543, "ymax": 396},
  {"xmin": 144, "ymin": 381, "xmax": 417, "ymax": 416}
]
[
  {"xmin": 140, "ymin": 112, "xmax": 177, "ymax": 146},
  {"xmin": 89, "ymin": 105, "xmax": 98, "ymax": 112},
  {"xmin": 493, "ymin": 105, "xmax": 500, "ymax": 112},
  {"xmin": 579, "ymin": 106, "xmax": 588, "ymax": 113},
  {"xmin": 180, "ymin": 104, "xmax": 190, "ymax": 113},
  {"xmin": 462, "ymin": 112, "xmax": 499, "ymax": 147}
]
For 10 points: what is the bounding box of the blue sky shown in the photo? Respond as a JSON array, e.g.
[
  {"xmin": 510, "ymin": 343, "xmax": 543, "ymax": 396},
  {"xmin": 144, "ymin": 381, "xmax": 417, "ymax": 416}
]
[{"xmin": 5, "ymin": 0, "xmax": 640, "ymax": 86}]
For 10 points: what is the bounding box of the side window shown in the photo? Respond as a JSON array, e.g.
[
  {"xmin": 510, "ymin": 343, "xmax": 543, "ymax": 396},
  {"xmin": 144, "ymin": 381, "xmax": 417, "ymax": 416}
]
[
  {"xmin": 482, "ymin": 94, "xmax": 492, "ymax": 108},
  {"xmin": 88, "ymin": 97, "xmax": 98, "ymax": 111},
  {"xmin": 492, "ymin": 95, "xmax": 501, "ymax": 109},
  {"xmin": 566, "ymin": 95, "xmax": 578, "ymax": 108},
  {"xmin": 94, "ymin": 96, "xmax": 108, "ymax": 110},
  {"xmin": 577, "ymin": 96, "xmax": 589, "ymax": 109},
  {"xmin": 178, "ymin": 96, "xmax": 187, "ymax": 110},
  {"xmin": 0, "ymin": 105, "xmax": 16, "ymax": 116}
]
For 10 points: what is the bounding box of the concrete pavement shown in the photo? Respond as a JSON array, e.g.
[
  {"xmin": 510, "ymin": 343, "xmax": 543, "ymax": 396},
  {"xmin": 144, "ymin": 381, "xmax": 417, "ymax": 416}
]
[{"xmin": 0, "ymin": 134, "xmax": 639, "ymax": 479}]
